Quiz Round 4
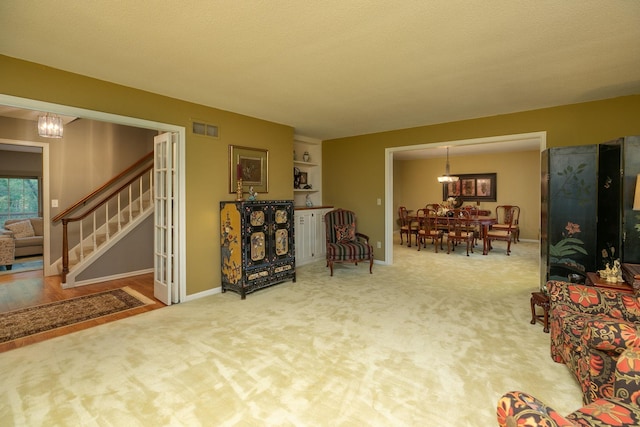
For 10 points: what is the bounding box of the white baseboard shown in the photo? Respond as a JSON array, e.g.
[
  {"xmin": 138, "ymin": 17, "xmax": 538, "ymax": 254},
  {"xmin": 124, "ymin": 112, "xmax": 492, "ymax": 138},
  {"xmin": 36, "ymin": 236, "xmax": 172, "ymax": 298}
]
[
  {"xmin": 71, "ymin": 268, "xmax": 154, "ymax": 288},
  {"xmin": 183, "ymin": 286, "xmax": 221, "ymax": 302}
]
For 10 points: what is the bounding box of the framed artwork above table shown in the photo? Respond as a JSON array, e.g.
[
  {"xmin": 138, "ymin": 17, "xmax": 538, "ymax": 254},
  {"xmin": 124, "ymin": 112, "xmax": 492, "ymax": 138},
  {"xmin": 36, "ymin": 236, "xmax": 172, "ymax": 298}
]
[{"xmin": 443, "ymin": 173, "xmax": 496, "ymax": 202}]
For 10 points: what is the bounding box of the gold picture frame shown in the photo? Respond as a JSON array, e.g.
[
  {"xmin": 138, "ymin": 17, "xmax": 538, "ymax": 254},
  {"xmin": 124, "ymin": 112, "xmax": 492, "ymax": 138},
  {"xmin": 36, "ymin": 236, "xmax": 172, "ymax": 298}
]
[{"xmin": 229, "ymin": 145, "xmax": 269, "ymax": 193}]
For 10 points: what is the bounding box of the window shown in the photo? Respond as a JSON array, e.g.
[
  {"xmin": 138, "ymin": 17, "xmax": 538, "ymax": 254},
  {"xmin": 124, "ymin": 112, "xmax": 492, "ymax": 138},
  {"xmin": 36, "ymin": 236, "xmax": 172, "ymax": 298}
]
[{"xmin": 0, "ymin": 177, "xmax": 41, "ymax": 224}]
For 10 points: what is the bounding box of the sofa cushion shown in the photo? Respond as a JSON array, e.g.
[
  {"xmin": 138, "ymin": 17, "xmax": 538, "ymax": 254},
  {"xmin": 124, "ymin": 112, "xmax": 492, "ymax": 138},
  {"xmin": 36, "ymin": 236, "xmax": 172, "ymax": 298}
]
[
  {"xmin": 334, "ymin": 223, "xmax": 356, "ymax": 242},
  {"xmin": 13, "ymin": 236, "xmax": 42, "ymax": 248},
  {"xmin": 5, "ymin": 220, "xmax": 35, "ymax": 238},
  {"xmin": 29, "ymin": 217, "xmax": 43, "ymax": 237}
]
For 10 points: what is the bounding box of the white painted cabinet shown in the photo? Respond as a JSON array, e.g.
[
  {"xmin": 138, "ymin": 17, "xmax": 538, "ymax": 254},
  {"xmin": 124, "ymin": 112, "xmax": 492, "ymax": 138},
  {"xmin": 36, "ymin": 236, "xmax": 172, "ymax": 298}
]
[{"xmin": 295, "ymin": 207, "xmax": 332, "ymax": 266}]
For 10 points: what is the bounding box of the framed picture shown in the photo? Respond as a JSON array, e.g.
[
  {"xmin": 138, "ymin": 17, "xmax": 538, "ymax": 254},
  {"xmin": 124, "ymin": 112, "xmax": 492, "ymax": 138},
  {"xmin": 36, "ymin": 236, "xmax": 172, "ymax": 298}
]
[
  {"xmin": 443, "ymin": 173, "xmax": 496, "ymax": 201},
  {"xmin": 229, "ymin": 145, "xmax": 269, "ymax": 193},
  {"xmin": 299, "ymin": 172, "xmax": 308, "ymax": 186}
]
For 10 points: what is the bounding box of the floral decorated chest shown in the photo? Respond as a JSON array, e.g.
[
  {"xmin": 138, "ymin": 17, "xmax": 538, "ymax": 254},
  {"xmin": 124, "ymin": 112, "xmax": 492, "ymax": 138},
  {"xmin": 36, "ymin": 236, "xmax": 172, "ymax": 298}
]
[{"xmin": 220, "ymin": 200, "xmax": 295, "ymax": 299}]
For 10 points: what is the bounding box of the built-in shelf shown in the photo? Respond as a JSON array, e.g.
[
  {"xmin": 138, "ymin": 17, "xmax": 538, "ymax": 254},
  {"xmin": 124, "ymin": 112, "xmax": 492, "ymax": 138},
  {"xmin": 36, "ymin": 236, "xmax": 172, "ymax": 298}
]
[
  {"xmin": 294, "ymin": 160, "xmax": 319, "ymax": 167},
  {"xmin": 294, "ymin": 135, "xmax": 322, "ymax": 207}
]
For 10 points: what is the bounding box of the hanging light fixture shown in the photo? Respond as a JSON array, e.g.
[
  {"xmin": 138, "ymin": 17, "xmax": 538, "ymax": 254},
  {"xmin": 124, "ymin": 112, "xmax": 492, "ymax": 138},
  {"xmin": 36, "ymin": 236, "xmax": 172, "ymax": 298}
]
[
  {"xmin": 38, "ymin": 113, "xmax": 64, "ymax": 138},
  {"xmin": 437, "ymin": 147, "xmax": 459, "ymax": 183}
]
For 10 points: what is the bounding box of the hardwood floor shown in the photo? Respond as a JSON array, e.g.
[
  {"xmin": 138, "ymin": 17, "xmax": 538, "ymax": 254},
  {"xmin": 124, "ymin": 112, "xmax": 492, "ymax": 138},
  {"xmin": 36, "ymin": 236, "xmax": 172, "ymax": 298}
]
[{"xmin": 0, "ymin": 269, "xmax": 165, "ymax": 353}]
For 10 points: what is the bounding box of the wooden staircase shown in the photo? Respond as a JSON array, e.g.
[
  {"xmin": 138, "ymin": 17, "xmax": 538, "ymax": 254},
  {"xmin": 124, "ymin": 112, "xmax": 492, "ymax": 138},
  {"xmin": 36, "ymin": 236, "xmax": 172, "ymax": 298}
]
[
  {"xmin": 60, "ymin": 193, "xmax": 153, "ymax": 287},
  {"xmin": 53, "ymin": 152, "xmax": 154, "ymax": 287}
]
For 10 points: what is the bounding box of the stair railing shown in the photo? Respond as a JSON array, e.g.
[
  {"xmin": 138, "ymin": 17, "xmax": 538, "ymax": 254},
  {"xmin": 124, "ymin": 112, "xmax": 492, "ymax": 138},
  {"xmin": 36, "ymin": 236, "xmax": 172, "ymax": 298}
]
[{"xmin": 53, "ymin": 152, "xmax": 154, "ymax": 282}]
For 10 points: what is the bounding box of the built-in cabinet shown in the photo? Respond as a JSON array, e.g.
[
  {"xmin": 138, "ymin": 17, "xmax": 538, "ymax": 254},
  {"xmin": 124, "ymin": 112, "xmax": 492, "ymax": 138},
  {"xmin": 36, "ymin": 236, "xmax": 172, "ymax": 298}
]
[
  {"xmin": 220, "ymin": 200, "xmax": 296, "ymax": 299},
  {"xmin": 294, "ymin": 135, "xmax": 322, "ymax": 208},
  {"xmin": 541, "ymin": 136, "xmax": 640, "ymax": 288},
  {"xmin": 294, "ymin": 207, "xmax": 333, "ymax": 266}
]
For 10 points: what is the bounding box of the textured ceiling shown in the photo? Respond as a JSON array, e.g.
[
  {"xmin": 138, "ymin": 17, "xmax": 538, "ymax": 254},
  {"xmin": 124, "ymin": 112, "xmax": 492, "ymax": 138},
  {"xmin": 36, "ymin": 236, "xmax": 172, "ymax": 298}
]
[{"xmin": 1, "ymin": 1, "xmax": 639, "ymax": 140}]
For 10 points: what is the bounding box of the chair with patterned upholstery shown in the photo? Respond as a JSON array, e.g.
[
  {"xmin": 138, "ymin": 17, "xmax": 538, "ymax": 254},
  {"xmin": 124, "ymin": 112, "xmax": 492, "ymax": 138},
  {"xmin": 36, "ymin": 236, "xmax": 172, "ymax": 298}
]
[
  {"xmin": 0, "ymin": 236, "xmax": 15, "ymax": 270},
  {"xmin": 325, "ymin": 208, "xmax": 374, "ymax": 276},
  {"xmin": 497, "ymin": 347, "xmax": 640, "ymax": 427}
]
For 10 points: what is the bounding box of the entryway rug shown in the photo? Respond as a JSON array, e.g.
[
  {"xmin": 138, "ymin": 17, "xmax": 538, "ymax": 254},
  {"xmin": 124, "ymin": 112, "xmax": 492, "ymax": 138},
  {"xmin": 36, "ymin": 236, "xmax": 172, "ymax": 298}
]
[{"xmin": 0, "ymin": 287, "xmax": 154, "ymax": 343}]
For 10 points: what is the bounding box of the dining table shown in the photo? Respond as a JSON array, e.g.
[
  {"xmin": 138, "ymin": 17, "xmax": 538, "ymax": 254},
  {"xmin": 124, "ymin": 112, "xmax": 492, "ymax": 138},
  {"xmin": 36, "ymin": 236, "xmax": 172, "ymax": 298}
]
[{"xmin": 409, "ymin": 213, "xmax": 497, "ymax": 255}]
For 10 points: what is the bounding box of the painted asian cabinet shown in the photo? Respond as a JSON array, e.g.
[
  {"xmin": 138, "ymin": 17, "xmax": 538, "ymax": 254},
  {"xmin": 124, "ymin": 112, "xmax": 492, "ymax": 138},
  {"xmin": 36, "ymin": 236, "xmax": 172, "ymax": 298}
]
[
  {"xmin": 220, "ymin": 200, "xmax": 295, "ymax": 299},
  {"xmin": 541, "ymin": 136, "xmax": 640, "ymax": 288}
]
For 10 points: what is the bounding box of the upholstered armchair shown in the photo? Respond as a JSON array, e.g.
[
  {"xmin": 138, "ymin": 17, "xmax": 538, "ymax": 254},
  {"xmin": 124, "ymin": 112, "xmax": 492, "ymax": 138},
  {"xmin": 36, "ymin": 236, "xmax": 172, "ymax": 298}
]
[
  {"xmin": 325, "ymin": 209, "xmax": 373, "ymax": 276},
  {"xmin": 548, "ymin": 280, "xmax": 640, "ymax": 404},
  {"xmin": 497, "ymin": 347, "xmax": 640, "ymax": 426}
]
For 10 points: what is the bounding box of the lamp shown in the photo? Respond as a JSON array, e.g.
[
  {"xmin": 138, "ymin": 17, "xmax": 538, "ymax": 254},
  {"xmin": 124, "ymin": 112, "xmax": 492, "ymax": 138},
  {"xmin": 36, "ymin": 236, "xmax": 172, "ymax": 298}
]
[
  {"xmin": 633, "ymin": 174, "xmax": 640, "ymax": 211},
  {"xmin": 437, "ymin": 147, "xmax": 459, "ymax": 183},
  {"xmin": 38, "ymin": 113, "xmax": 63, "ymax": 138}
]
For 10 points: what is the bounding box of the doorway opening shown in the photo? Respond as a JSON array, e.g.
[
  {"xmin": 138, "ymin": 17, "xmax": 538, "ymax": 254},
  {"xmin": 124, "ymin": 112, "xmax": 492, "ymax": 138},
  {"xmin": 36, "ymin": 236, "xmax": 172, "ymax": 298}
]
[
  {"xmin": 0, "ymin": 94, "xmax": 186, "ymax": 303},
  {"xmin": 384, "ymin": 131, "xmax": 547, "ymax": 265}
]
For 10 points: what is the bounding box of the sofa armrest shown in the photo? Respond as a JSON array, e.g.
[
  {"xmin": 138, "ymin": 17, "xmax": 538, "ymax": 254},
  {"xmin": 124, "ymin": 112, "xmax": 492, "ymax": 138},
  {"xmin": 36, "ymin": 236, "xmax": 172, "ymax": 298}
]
[
  {"xmin": 582, "ymin": 318, "xmax": 640, "ymax": 353},
  {"xmin": 0, "ymin": 228, "xmax": 13, "ymax": 237},
  {"xmin": 497, "ymin": 391, "xmax": 574, "ymax": 427},
  {"xmin": 548, "ymin": 280, "xmax": 640, "ymax": 322}
]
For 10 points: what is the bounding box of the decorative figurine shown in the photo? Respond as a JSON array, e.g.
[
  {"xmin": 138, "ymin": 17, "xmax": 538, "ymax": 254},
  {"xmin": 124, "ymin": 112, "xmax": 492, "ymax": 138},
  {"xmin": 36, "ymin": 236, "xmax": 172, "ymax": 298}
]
[
  {"xmin": 247, "ymin": 186, "xmax": 258, "ymax": 201},
  {"xmin": 305, "ymin": 194, "xmax": 313, "ymax": 207}
]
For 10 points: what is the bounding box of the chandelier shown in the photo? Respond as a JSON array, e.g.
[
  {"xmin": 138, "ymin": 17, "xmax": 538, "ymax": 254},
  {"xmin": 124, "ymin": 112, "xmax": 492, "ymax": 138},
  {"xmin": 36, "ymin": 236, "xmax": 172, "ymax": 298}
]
[
  {"xmin": 38, "ymin": 113, "xmax": 64, "ymax": 138},
  {"xmin": 437, "ymin": 147, "xmax": 459, "ymax": 183}
]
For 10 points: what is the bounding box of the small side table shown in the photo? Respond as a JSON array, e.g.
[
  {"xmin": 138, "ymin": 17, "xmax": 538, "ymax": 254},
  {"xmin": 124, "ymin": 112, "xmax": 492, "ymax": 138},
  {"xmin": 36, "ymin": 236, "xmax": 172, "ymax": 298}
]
[{"xmin": 530, "ymin": 291, "xmax": 550, "ymax": 333}]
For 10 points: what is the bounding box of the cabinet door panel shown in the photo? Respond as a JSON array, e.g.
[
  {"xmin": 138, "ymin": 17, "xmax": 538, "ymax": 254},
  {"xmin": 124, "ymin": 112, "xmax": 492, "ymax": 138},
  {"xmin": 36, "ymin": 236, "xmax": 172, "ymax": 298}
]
[
  {"xmin": 243, "ymin": 203, "xmax": 271, "ymax": 267},
  {"xmin": 269, "ymin": 202, "xmax": 294, "ymax": 261}
]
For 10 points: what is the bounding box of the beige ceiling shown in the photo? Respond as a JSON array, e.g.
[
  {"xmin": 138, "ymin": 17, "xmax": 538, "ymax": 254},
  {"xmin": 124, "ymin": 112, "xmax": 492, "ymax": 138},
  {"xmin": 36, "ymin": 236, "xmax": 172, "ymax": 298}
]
[{"xmin": 1, "ymin": 1, "xmax": 639, "ymax": 140}]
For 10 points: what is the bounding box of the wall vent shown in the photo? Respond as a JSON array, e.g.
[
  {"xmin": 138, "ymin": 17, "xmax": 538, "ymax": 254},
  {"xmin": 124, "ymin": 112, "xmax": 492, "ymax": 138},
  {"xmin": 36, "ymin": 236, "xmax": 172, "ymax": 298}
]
[{"xmin": 192, "ymin": 121, "xmax": 219, "ymax": 138}]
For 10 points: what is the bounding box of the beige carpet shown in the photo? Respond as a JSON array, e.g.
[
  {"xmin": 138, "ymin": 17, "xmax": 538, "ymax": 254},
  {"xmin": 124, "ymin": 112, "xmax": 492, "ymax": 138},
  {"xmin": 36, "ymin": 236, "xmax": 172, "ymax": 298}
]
[{"xmin": 0, "ymin": 238, "xmax": 582, "ymax": 425}]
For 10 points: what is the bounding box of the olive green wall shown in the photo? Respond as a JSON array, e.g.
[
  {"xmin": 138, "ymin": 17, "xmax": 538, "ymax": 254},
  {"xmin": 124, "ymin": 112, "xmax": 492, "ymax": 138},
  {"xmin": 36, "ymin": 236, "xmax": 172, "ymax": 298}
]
[
  {"xmin": 324, "ymin": 95, "xmax": 640, "ymax": 260},
  {"xmin": 3, "ymin": 54, "xmax": 638, "ymax": 280},
  {"xmin": 396, "ymin": 150, "xmax": 540, "ymax": 241},
  {"xmin": 0, "ymin": 55, "xmax": 294, "ymax": 296}
]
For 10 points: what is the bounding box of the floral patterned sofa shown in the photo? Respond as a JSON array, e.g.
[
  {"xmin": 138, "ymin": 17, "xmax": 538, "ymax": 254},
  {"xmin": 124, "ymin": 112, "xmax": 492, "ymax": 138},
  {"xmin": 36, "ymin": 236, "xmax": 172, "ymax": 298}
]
[
  {"xmin": 497, "ymin": 347, "xmax": 640, "ymax": 426},
  {"xmin": 548, "ymin": 280, "xmax": 640, "ymax": 404}
]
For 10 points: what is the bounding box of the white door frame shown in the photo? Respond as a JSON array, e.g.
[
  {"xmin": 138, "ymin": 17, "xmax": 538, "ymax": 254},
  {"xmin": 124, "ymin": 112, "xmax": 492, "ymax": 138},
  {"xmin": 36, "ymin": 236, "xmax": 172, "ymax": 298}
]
[
  {"xmin": 0, "ymin": 94, "xmax": 187, "ymax": 302},
  {"xmin": 0, "ymin": 137, "xmax": 50, "ymax": 273},
  {"xmin": 384, "ymin": 131, "xmax": 547, "ymax": 265}
]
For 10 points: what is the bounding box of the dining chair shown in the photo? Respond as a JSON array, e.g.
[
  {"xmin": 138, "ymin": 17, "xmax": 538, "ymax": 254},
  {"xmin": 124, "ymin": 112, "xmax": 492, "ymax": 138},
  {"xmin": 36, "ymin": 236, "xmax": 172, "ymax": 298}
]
[
  {"xmin": 485, "ymin": 210, "xmax": 515, "ymax": 255},
  {"xmin": 417, "ymin": 208, "xmax": 443, "ymax": 252},
  {"xmin": 398, "ymin": 206, "xmax": 418, "ymax": 247},
  {"xmin": 445, "ymin": 209, "xmax": 475, "ymax": 256},
  {"xmin": 492, "ymin": 205, "xmax": 520, "ymax": 243}
]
